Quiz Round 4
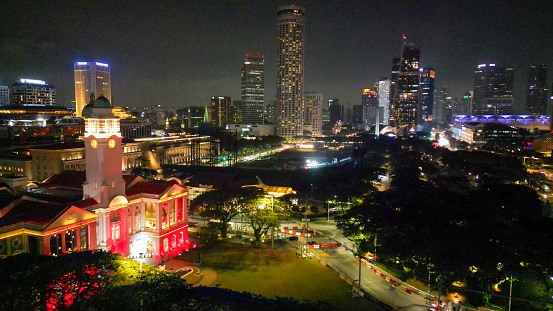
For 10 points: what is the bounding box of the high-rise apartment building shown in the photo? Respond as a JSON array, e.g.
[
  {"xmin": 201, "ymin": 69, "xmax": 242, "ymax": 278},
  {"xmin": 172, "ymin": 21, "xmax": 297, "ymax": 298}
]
[
  {"xmin": 453, "ymin": 92, "xmax": 472, "ymax": 115},
  {"xmin": 418, "ymin": 68, "xmax": 435, "ymax": 128},
  {"xmin": 472, "ymin": 63, "xmax": 514, "ymax": 115},
  {"xmin": 328, "ymin": 99, "xmax": 343, "ymax": 124},
  {"xmin": 391, "ymin": 41, "xmax": 420, "ymax": 129},
  {"xmin": 433, "ymin": 87, "xmax": 448, "ymax": 124},
  {"xmin": 11, "ymin": 79, "xmax": 56, "ymax": 106},
  {"xmin": 0, "ymin": 85, "xmax": 9, "ymax": 105},
  {"xmin": 241, "ymin": 53, "xmax": 265, "ymax": 124},
  {"xmin": 304, "ymin": 92, "xmax": 322, "ymax": 136},
  {"xmin": 377, "ymin": 79, "xmax": 391, "ymax": 125},
  {"xmin": 526, "ymin": 64, "xmax": 548, "ymax": 115},
  {"xmin": 210, "ymin": 96, "xmax": 231, "ymax": 127},
  {"xmin": 276, "ymin": 5, "xmax": 305, "ymax": 138},
  {"xmin": 74, "ymin": 61, "xmax": 111, "ymax": 117},
  {"xmin": 444, "ymin": 97, "xmax": 453, "ymax": 124}
]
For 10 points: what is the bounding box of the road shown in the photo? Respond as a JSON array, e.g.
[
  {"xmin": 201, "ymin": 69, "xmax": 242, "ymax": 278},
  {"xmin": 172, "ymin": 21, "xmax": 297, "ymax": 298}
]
[
  {"xmin": 285, "ymin": 220, "xmax": 439, "ymax": 311},
  {"xmin": 190, "ymin": 215, "xmax": 451, "ymax": 310}
]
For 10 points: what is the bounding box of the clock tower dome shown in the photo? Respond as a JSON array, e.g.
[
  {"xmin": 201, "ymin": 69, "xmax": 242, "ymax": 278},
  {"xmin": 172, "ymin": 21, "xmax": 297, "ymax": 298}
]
[{"xmin": 82, "ymin": 96, "xmax": 125, "ymax": 206}]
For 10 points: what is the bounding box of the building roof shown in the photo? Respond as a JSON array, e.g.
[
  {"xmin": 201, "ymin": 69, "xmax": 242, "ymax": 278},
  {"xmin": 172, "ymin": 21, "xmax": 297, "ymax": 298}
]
[
  {"xmin": 28, "ymin": 141, "xmax": 84, "ymax": 150},
  {"xmin": 1, "ymin": 199, "xmax": 68, "ymax": 226},
  {"xmin": 184, "ymin": 173, "xmax": 235, "ymax": 189},
  {"xmin": 42, "ymin": 170, "xmax": 86, "ymax": 190},
  {"xmin": 126, "ymin": 181, "xmax": 180, "ymax": 197},
  {"xmin": 532, "ymin": 133, "xmax": 553, "ymax": 152}
]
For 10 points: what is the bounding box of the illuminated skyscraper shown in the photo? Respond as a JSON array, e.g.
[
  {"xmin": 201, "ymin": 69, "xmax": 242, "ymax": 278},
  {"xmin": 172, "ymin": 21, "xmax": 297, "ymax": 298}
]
[
  {"xmin": 276, "ymin": 5, "xmax": 305, "ymax": 138},
  {"xmin": 362, "ymin": 89, "xmax": 378, "ymax": 125},
  {"xmin": 74, "ymin": 61, "xmax": 111, "ymax": 117},
  {"xmin": 526, "ymin": 64, "xmax": 548, "ymax": 115},
  {"xmin": 391, "ymin": 41, "xmax": 420, "ymax": 129},
  {"xmin": 377, "ymin": 79, "xmax": 391, "ymax": 125},
  {"xmin": 241, "ymin": 53, "xmax": 265, "ymax": 124},
  {"xmin": 304, "ymin": 92, "xmax": 322, "ymax": 136},
  {"xmin": 418, "ymin": 68, "xmax": 435, "ymax": 128},
  {"xmin": 11, "ymin": 79, "xmax": 56, "ymax": 106},
  {"xmin": 433, "ymin": 87, "xmax": 448, "ymax": 124},
  {"xmin": 472, "ymin": 63, "xmax": 513, "ymax": 115},
  {"xmin": 210, "ymin": 96, "xmax": 231, "ymax": 127}
]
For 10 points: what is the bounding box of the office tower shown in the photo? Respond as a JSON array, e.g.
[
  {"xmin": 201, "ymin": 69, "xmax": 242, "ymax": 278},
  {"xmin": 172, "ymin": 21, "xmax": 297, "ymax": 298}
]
[
  {"xmin": 377, "ymin": 79, "xmax": 391, "ymax": 125},
  {"xmin": 241, "ymin": 53, "xmax": 265, "ymax": 124},
  {"xmin": 462, "ymin": 91, "xmax": 473, "ymax": 115},
  {"xmin": 74, "ymin": 61, "xmax": 111, "ymax": 117},
  {"xmin": 304, "ymin": 92, "xmax": 323, "ymax": 136},
  {"xmin": 433, "ymin": 87, "xmax": 448, "ymax": 124},
  {"xmin": 210, "ymin": 96, "xmax": 231, "ymax": 127},
  {"xmin": 362, "ymin": 89, "xmax": 378, "ymax": 125},
  {"xmin": 418, "ymin": 68, "xmax": 435, "ymax": 128},
  {"xmin": 231, "ymin": 100, "xmax": 242, "ymax": 123},
  {"xmin": 444, "ymin": 97, "xmax": 453, "ymax": 124},
  {"xmin": 180, "ymin": 106, "xmax": 206, "ymax": 128},
  {"xmin": 11, "ymin": 79, "xmax": 56, "ymax": 106},
  {"xmin": 264, "ymin": 101, "xmax": 275, "ymax": 123},
  {"xmin": 352, "ymin": 105, "xmax": 363, "ymax": 126},
  {"xmin": 472, "ymin": 63, "xmax": 514, "ymax": 115},
  {"xmin": 526, "ymin": 64, "xmax": 548, "ymax": 115},
  {"xmin": 389, "ymin": 58, "xmax": 401, "ymax": 126},
  {"xmin": 0, "ymin": 85, "xmax": 9, "ymax": 105},
  {"xmin": 276, "ymin": 5, "xmax": 305, "ymax": 138},
  {"xmin": 328, "ymin": 99, "xmax": 343, "ymax": 124},
  {"xmin": 322, "ymin": 109, "xmax": 330, "ymax": 124},
  {"xmin": 391, "ymin": 41, "xmax": 420, "ymax": 128}
]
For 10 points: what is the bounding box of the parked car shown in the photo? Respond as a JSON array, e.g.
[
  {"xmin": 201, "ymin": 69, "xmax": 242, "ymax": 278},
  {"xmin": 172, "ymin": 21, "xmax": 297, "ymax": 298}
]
[{"xmin": 289, "ymin": 236, "xmax": 299, "ymax": 241}]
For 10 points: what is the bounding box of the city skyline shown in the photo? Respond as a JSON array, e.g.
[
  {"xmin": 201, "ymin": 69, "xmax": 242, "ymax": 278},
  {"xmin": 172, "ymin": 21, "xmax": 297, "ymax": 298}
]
[{"xmin": 0, "ymin": 1, "xmax": 552, "ymax": 112}]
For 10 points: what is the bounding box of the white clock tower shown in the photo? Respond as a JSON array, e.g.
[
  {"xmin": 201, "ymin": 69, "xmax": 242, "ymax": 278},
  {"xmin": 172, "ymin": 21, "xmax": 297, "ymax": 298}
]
[{"xmin": 82, "ymin": 96, "xmax": 125, "ymax": 206}]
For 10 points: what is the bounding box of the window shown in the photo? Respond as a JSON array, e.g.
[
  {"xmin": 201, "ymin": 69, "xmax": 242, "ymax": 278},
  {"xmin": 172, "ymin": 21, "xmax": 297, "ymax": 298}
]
[
  {"xmin": 145, "ymin": 203, "xmax": 156, "ymax": 229},
  {"xmin": 50, "ymin": 234, "xmax": 62, "ymax": 255},
  {"xmin": 169, "ymin": 200, "xmax": 176, "ymax": 225},
  {"xmin": 163, "ymin": 238, "xmax": 169, "ymax": 253},
  {"xmin": 65, "ymin": 229, "xmax": 77, "ymax": 252},
  {"xmin": 111, "ymin": 222, "xmax": 120, "ymax": 240},
  {"xmin": 135, "ymin": 213, "xmax": 141, "ymax": 231},
  {"xmin": 80, "ymin": 227, "xmax": 88, "ymax": 251}
]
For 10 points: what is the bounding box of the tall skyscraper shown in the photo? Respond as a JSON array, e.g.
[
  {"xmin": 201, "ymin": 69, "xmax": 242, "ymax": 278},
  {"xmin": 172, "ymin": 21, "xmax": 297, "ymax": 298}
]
[
  {"xmin": 418, "ymin": 68, "xmax": 435, "ymax": 128},
  {"xmin": 74, "ymin": 61, "xmax": 111, "ymax": 117},
  {"xmin": 391, "ymin": 40, "xmax": 420, "ymax": 129},
  {"xmin": 264, "ymin": 101, "xmax": 275, "ymax": 123},
  {"xmin": 377, "ymin": 79, "xmax": 391, "ymax": 125},
  {"xmin": 433, "ymin": 87, "xmax": 448, "ymax": 124},
  {"xmin": 362, "ymin": 89, "xmax": 378, "ymax": 125},
  {"xmin": 276, "ymin": 5, "xmax": 305, "ymax": 138},
  {"xmin": 210, "ymin": 96, "xmax": 231, "ymax": 127},
  {"xmin": 328, "ymin": 99, "xmax": 343, "ymax": 124},
  {"xmin": 241, "ymin": 53, "xmax": 265, "ymax": 124},
  {"xmin": 0, "ymin": 85, "xmax": 10, "ymax": 105},
  {"xmin": 304, "ymin": 92, "xmax": 323, "ymax": 136},
  {"xmin": 526, "ymin": 64, "xmax": 548, "ymax": 115},
  {"xmin": 472, "ymin": 63, "xmax": 514, "ymax": 115},
  {"xmin": 11, "ymin": 79, "xmax": 56, "ymax": 106}
]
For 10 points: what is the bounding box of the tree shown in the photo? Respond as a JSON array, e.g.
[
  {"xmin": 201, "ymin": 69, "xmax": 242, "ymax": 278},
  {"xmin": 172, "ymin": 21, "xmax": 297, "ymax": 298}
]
[
  {"xmin": 191, "ymin": 187, "xmax": 266, "ymax": 237},
  {"xmin": 243, "ymin": 197, "xmax": 281, "ymax": 242}
]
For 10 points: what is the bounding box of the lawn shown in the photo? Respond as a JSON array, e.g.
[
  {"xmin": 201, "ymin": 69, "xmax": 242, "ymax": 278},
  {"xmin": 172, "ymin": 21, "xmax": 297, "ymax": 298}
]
[{"xmin": 177, "ymin": 241, "xmax": 375, "ymax": 310}]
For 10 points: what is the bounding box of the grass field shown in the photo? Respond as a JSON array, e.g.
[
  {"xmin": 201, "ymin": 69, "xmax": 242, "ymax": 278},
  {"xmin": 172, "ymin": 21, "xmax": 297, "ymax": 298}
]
[{"xmin": 177, "ymin": 241, "xmax": 375, "ymax": 310}]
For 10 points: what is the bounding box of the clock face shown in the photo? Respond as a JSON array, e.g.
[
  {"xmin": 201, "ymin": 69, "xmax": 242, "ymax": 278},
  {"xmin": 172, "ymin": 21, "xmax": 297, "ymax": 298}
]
[
  {"xmin": 90, "ymin": 139, "xmax": 98, "ymax": 149},
  {"xmin": 108, "ymin": 139, "xmax": 116, "ymax": 149}
]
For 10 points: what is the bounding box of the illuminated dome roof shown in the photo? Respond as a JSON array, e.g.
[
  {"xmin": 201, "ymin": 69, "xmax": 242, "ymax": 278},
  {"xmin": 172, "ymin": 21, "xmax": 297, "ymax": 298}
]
[
  {"xmin": 531, "ymin": 133, "xmax": 553, "ymax": 152},
  {"xmin": 93, "ymin": 96, "xmax": 112, "ymax": 108},
  {"xmin": 81, "ymin": 103, "xmax": 94, "ymax": 118},
  {"xmin": 81, "ymin": 96, "xmax": 114, "ymax": 119}
]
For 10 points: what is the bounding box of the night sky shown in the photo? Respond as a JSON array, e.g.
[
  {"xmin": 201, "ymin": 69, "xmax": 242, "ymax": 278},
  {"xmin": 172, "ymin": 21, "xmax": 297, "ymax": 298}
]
[{"xmin": 1, "ymin": 0, "xmax": 552, "ymax": 113}]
